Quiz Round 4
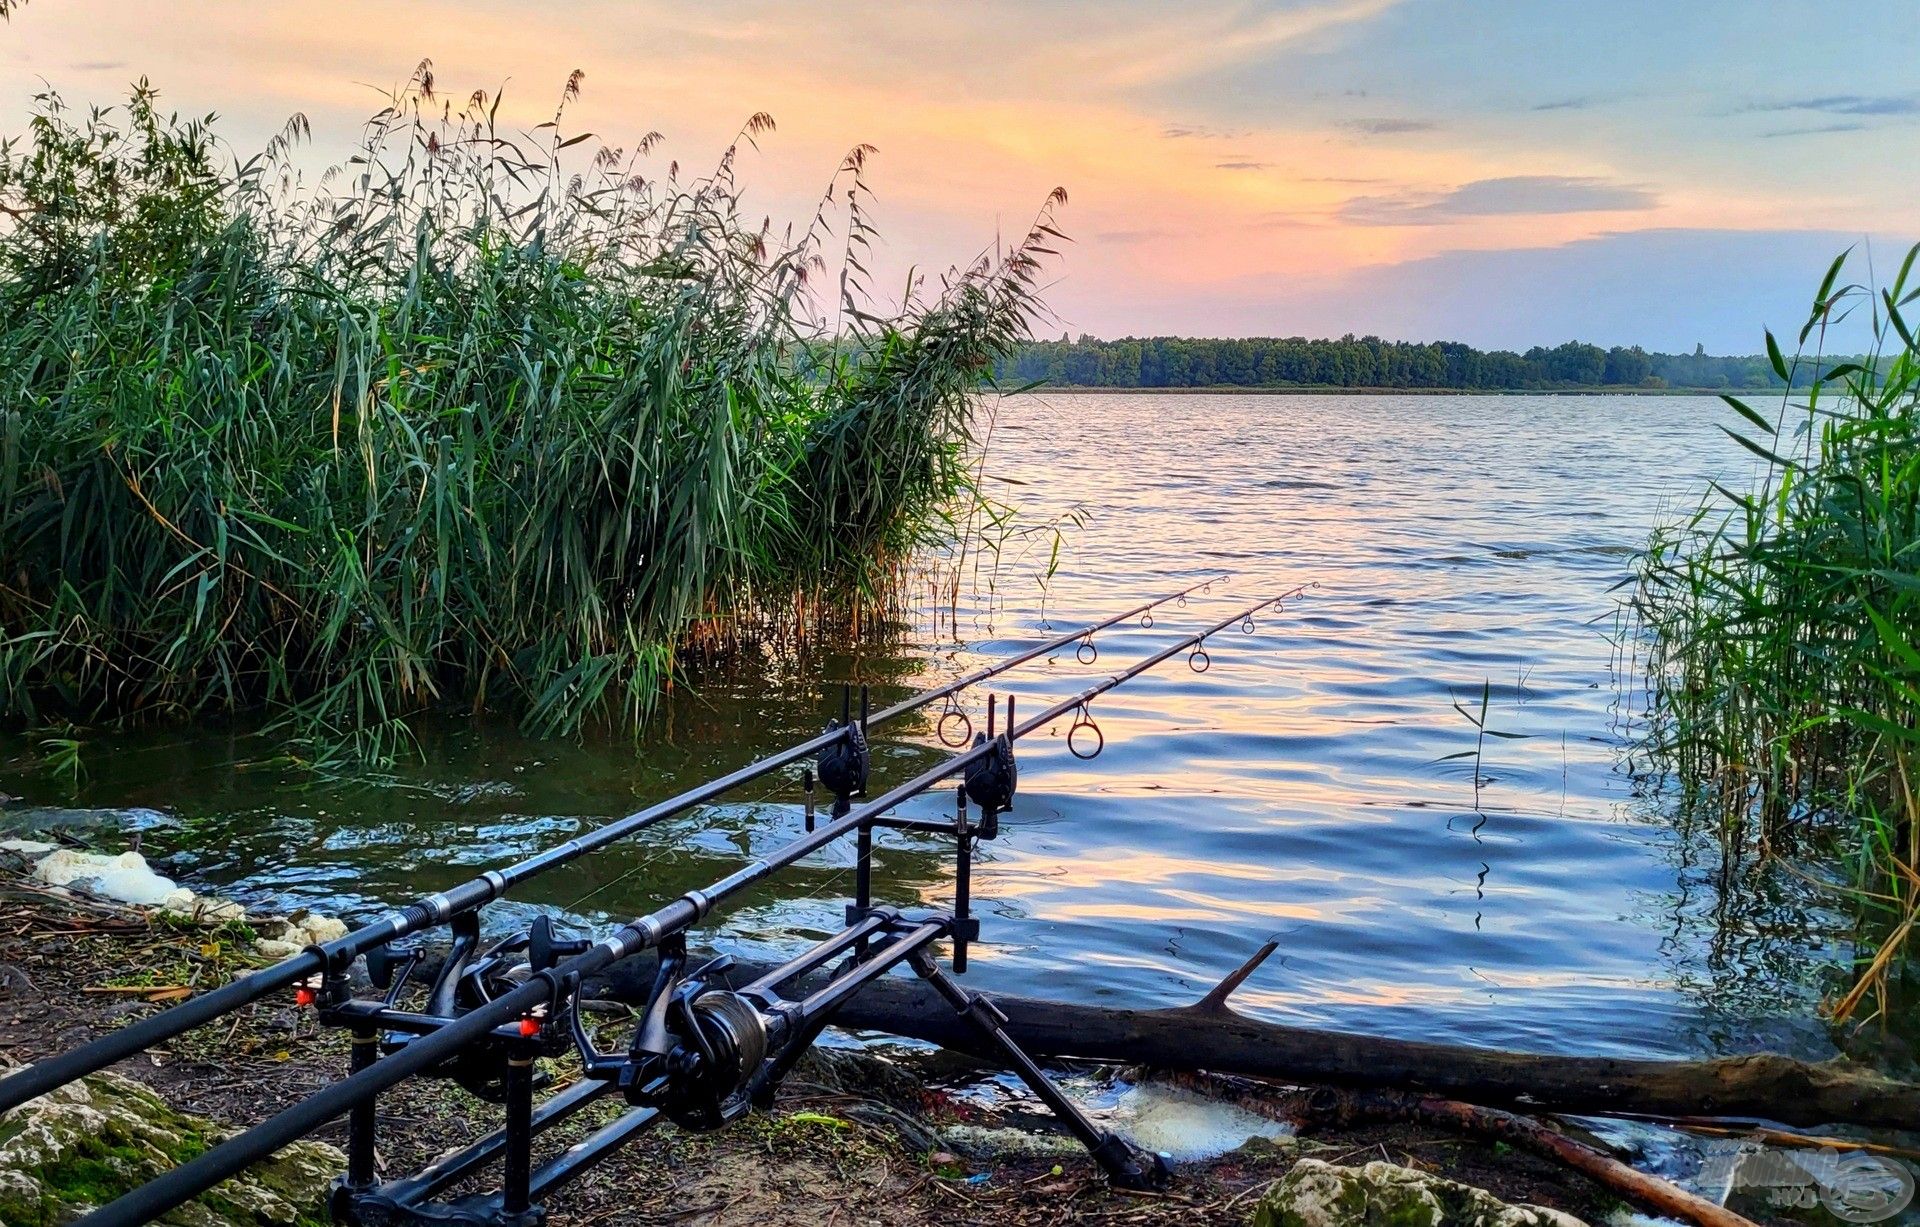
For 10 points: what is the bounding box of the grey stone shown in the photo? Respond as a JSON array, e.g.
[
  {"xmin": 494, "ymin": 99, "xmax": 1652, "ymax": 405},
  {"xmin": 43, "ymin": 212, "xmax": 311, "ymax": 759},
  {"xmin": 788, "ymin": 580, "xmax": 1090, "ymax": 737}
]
[
  {"xmin": 0, "ymin": 1068, "xmax": 342, "ymax": 1226},
  {"xmin": 1254, "ymin": 1158, "xmax": 1588, "ymax": 1227}
]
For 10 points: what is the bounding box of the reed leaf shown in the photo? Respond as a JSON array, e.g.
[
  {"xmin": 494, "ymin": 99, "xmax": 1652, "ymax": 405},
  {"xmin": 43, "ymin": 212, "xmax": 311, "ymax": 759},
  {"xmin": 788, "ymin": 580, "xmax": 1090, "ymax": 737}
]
[
  {"xmin": 1630, "ymin": 245, "xmax": 1920, "ymax": 1020},
  {"xmin": 0, "ymin": 72, "xmax": 1063, "ymax": 760}
]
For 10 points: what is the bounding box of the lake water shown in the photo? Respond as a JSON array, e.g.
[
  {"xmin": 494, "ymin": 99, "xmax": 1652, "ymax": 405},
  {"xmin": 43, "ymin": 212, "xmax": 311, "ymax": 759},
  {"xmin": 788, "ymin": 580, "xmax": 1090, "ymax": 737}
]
[{"xmin": 0, "ymin": 391, "xmax": 1860, "ymax": 1062}]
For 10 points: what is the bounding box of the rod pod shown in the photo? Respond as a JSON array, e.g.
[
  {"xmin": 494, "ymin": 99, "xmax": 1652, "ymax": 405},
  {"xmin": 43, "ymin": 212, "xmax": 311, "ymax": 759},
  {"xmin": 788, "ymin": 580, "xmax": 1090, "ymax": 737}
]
[
  {"xmin": 73, "ymin": 593, "xmax": 1289, "ymax": 1227},
  {"xmin": 0, "ymin": 575, "xmax": 1229, "ymax": 1118}
]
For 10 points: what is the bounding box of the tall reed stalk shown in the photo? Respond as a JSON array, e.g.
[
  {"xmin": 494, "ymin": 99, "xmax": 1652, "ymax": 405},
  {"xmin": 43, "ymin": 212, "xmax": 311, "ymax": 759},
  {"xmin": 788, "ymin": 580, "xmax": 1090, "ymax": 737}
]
[
  {"xmin": 0, "ymin": 67, "xmax": 1064, "ymax": 762},
  {"xmin": 1632, "ymin": 246, "xmax": 1920, "ymax": 1023}
]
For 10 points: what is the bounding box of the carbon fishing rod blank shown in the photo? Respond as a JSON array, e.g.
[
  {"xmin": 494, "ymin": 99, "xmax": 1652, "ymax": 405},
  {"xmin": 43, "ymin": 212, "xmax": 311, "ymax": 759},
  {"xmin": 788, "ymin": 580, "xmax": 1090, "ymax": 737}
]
[
  {"xmin": 64, "ymin": 585, "xmax": 1299, "ymax": 1227},
  {"xmin": 0, "ymin": 576, "xmax": 1225, "ymax": 1121}
]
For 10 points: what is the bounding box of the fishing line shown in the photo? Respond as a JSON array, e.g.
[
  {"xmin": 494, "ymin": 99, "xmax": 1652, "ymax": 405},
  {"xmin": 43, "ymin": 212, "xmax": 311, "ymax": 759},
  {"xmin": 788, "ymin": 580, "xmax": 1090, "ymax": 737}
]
[
  {"xmin": 559, "ymin": 769, "xmax": 805, "ymax": 915},
  {"xmin": 68, "ymin": 589, "xmax": 1298, "ymax": 1227}
]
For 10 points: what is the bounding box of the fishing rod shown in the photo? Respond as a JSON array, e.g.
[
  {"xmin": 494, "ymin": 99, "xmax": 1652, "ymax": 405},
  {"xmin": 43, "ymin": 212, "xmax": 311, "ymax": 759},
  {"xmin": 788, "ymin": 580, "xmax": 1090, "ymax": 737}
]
[
  {"xmin": 0, "ymin": 576, "xmax": 1222, "ymax": 1116},
  {"xmin": 74, "ymin": 591, "xmax": 1296, "ymax": 1227}
]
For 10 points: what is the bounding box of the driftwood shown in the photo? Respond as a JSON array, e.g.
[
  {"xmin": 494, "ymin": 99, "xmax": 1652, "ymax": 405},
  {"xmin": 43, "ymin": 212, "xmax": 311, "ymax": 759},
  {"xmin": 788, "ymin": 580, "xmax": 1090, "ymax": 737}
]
[
  {"xmin": 1282, "ymin": 1084, "xmax": 1758, "ymax": 1227},
  {"xmin": 582, "ymin": 941, "xmax": 1920, "ymax": 1130},
  {"xmin": 1639, "ymin": 1120, "xmax": 1920, "ymax": 1163}
]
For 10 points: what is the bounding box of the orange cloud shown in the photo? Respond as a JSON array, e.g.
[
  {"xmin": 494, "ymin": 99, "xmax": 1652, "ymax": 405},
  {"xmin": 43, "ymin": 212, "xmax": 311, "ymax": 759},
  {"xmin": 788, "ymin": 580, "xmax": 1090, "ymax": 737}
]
[{"xmin": 0, "ymin": 0, "xmax": 1832, "ymax": 334}]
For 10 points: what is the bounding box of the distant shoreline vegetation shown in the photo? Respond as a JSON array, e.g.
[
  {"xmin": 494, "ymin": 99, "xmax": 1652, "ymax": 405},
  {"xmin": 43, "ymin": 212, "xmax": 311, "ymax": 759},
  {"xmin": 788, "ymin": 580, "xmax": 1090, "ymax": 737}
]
[
  {"xmin": 1016, "ymin": 384, "xmax": 1718, "ymax": 396},
  {"xmin": 1002, "ymin": 335, "xmax": 1809, "ymax": 392}
]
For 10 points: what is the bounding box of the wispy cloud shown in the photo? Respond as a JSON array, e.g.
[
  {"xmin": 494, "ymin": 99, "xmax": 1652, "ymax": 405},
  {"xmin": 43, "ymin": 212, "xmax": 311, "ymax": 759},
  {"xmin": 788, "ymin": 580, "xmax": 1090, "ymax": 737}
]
[
  {"xmin": 1216, "ymin": 160, "xmax": 1271, "ymax": 170},
  {"xmin": 1254, "ymin": 212, "xmax": 1329, "ymax": 229},
  {"xmin": 1344, "ymin": 117, "xmax": 1437, "ymax": 135},
  {"xmin": 1089, "ymin": 0, "xmax": 1408, "ymax": 87},
  {"xmin": 1340, "ymin": 175, "xmax": 1658, "ymax": 225},
  {"xmin": 1761, "ymin": 122, "xmax": 1868, "ymax": 139},
  {"xmin": 1531, "ymin": 97, "xmax": 1591, "ymax": 112},
  {"xmin": 1163, "ymin": 123, "xmax": 1250, "ymax": 140},
  {"xmin": 1093, "ymin": 227, "xmax": 1181, "ymax": 244},
  {"xmin": 1752, "ymin": 93, "xmax": 1920, "ymax": 116}
]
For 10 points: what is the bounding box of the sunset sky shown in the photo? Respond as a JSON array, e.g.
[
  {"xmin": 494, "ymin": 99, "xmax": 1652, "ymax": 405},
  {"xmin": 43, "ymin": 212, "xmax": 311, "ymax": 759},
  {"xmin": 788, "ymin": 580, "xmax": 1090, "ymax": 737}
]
[{"xmin": 4, "ymin": 1, "xmax": 1917, "ymax": 351}]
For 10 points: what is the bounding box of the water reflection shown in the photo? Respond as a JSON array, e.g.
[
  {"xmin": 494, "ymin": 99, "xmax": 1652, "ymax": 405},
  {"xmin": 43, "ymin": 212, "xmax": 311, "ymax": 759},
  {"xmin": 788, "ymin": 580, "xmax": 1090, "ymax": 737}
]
[{"xmin": 0, "ymin": 392, "xmax": 1874, "ymax": 1062}]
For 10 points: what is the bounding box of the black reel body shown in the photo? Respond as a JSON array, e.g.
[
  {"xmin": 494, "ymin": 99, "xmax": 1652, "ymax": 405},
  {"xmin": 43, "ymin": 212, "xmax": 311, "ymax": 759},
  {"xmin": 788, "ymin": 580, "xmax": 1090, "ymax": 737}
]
[
  {"xmin": 369, "ymin": 924, "xmax": 574, "ymax": 1104},
  {"xmin": 608, "ymin": 950, "xmax": 779, "ymax": 1131}
]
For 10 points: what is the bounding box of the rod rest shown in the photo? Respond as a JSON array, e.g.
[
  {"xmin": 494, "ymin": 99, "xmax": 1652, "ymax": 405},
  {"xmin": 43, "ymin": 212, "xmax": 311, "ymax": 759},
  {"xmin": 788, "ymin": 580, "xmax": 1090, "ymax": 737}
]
[{"xmin": 327, "ymin": 905, "xmax": 1168, "ymax": 1227}]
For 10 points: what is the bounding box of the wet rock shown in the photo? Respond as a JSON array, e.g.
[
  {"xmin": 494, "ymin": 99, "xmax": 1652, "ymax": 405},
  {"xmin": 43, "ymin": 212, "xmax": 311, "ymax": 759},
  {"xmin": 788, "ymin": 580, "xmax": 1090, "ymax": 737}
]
[
  {"xmin": 252, "ymin": 913, "xmax": 348, "ymax": 959},
  {"xmin": 0, "ymin": 806, "xmax": 173, "ymax": 839},
  {"xmin": 1254, "ymin": 1159, "xmax": 1587, "ymax": 1227},
  {"xmin": 0, "ymin": 1067, "xmax": 342, "ymax": 1225}
]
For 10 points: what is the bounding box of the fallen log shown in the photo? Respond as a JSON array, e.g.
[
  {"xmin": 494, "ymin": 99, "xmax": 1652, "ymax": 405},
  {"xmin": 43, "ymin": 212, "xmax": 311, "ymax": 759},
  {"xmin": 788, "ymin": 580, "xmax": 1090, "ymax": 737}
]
[
  {"xmin": 1283, "ymin": 1084, "xmax": 1759, "ymax": 1227},
  {"xmin": 579, "ymin": 942, "xmax": 1920, "ymax": 1131}
]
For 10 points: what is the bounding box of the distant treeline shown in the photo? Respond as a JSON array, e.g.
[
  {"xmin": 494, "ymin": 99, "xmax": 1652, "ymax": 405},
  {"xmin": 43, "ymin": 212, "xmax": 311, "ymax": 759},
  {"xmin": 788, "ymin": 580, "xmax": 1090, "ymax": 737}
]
[{"xmin": 1000, "ymin": 335, "xmax": 1796, "ymax": 391}]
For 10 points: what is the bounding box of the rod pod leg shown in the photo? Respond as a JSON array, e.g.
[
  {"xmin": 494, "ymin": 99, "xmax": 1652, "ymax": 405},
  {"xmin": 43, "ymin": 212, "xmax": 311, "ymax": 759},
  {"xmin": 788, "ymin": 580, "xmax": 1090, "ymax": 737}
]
[
  {"xmin": 501, "ymin": 1051, "xmax": 537, "ymax": 1223},
  {"xmin": 329, "ymin": 1025, "xmax": 382, "ymax": 1223},
  {"xmin": 906, "ymin": 950, "xmax": 1171, "ymax": 1190},
  {"xmin": 346, "ymin": 1027, "xmax": 380, "ymax": 1188}
]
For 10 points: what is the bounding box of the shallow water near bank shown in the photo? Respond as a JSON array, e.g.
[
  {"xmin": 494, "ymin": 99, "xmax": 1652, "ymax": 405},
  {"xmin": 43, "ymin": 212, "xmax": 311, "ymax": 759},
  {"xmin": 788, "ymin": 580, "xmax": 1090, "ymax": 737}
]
[{"xmin": 0, "ymin": 392, "xmax": 1875, "ymax": 1063}]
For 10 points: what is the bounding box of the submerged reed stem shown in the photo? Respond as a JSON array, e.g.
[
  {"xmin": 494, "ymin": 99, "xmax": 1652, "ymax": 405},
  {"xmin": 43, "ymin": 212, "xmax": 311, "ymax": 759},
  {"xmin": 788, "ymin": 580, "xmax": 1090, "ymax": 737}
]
[{"xmin": 1630, "ymin": 245, "xmax": 1920, "ymax": 1021}]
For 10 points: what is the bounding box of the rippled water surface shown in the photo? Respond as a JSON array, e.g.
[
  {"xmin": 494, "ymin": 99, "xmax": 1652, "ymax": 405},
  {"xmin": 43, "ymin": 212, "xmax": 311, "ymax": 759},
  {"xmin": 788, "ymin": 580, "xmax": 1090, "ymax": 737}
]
[{"xmin": 1, "ymin": 392, "xmax": 1855, "ymax": 1061}]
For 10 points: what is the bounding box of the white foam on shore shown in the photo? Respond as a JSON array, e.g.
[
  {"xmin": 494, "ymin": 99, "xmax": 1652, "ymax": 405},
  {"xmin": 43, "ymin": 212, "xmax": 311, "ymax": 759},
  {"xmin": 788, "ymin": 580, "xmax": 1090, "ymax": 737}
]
[
  {"xmin": 1100, "ymin": 1081, "xmax": 1293, "ymax": 1161},
  {"xmin": 33, "ymin": 848, "xmax": 181, "ymax": 907},
  {"xmin": 12, "ymin": 843, "xmax": 303, "ymax": 937}
]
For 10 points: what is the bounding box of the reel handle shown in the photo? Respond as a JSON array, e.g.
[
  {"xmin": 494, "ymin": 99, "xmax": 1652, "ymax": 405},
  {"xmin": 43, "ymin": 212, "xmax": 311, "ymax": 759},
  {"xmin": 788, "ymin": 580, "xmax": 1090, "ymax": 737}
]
[
  {"xmin": 529, "ymin": 915, "xmax": 591, "ymax": 974},
  {"xmin": 362, "ymin": 941, "xmax": 419, "ymax": 993},
  {"xmin": 632, "ymin": 937, "xmax": 688, "ymax": 1057}
]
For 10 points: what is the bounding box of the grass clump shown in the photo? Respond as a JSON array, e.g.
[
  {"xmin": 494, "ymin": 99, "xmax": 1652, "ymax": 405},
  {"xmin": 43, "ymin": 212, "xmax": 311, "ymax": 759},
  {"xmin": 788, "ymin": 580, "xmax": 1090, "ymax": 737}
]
[
  {"xmin": 1631, "ymin": 246, "xmax": 1920, "ymax": 1023},
  {"xmin": 0, "ymin": 65, "xmax": 1063, "ymax": 762}
]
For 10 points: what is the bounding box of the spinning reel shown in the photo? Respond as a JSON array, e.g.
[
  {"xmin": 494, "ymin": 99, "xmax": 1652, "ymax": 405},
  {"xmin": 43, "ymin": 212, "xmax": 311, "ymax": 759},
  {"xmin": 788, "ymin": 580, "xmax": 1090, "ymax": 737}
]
[
  {"xmin": 49, "ymin": 579, "xmax": 1303, "ymax": 1227},
  {"xmin": 574, "ymin": 939, "xmax": 776, "ymax": 1132},
  {"xmin": 351, "ymin": 914, "xmax": 586, "ymax": 1104}
]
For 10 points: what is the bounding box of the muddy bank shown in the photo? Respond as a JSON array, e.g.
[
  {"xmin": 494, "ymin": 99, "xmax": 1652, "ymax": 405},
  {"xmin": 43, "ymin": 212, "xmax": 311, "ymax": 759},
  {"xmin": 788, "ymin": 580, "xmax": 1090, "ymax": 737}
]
[{"xmin": 0, "ymin": 874, "xmax": 1662, "ymax": 1227}]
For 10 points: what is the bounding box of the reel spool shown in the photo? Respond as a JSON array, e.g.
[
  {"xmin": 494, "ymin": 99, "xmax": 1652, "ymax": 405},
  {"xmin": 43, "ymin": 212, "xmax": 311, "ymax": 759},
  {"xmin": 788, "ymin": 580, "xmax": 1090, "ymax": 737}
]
[{"xmin": 656, "ymin": 990, "xmax": 770, "ymax": 1131}]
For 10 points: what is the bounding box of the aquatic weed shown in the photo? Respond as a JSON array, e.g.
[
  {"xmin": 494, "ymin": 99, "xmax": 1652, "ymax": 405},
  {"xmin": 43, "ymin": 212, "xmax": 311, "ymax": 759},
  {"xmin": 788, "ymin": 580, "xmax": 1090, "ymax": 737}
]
[{"xmin": 1630, "ymin": 245, "xmax": 1920, "ymax": 1022}]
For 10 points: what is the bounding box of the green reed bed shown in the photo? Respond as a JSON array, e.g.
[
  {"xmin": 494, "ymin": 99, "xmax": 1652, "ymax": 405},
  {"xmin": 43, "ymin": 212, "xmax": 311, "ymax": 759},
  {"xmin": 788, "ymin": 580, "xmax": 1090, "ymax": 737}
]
[
  {"xmin": 0, "ymin": 68, "xmax": 1062, "ymax": 762},
  {"xmin": 1632, "ymin": 247, "xmax": 1920, "ymax": 1022}
]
